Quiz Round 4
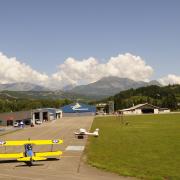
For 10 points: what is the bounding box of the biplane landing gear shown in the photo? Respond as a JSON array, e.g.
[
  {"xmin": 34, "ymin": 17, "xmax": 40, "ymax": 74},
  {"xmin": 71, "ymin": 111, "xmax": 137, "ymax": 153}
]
[
  {"xmin": 25, "ymin": 160, "xmax": 33, "ymax": 167},
  {"xmin": 24, "ymin": 144, "xmax": 34, "ymax": 166},
  {"xmin": 24, "ymin": 159, "xmax": 34, "ymax": 166}
]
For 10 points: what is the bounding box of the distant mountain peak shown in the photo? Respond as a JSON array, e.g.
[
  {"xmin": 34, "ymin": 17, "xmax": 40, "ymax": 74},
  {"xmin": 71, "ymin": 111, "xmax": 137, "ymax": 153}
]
[
  {"xmin": 148, "ymin": 80, "xmax": 162, "ymax": 86},
  {"xmin": 68, "ymin": 76, "xmax": 162, "ymax": 98},
  {"xmin": 99, "ymin": 76, "xmax": 132, "ymax": 82},
  {"xmin": 62, "ymin": 84, "xmax": 77, "ymax": 91},
  {"xmin": 0, "ymin": 82, "xmax": 50, "ymax": 91}
]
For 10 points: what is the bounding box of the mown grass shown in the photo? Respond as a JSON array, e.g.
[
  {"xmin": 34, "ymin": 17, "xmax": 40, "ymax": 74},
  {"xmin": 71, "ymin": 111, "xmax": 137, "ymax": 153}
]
[{"xmin": 86, "ymin": 114, "xmax": 180, "ymax": 180}]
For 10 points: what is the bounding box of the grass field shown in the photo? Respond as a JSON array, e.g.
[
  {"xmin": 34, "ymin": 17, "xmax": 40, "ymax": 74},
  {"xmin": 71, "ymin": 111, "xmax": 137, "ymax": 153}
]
[{"xmin": 86, "ymin": 114, "xmax": 180, "ymax": 180}]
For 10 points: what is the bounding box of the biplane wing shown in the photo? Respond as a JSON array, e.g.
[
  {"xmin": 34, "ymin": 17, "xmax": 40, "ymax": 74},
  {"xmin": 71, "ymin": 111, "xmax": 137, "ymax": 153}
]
[
  {"xmin": 0, "ymin": 151, "xmax": 62, "ymax": 159},
  {"xmin": 0, "ymin": 139, "xmax": 63, "ymax": 146},
  {"xmin": 0, "ymin": 139, "xmax": 63, "ymax": 164},
  {"xmin": 0, "ymin": 153, "xmax": 44, "ymax": 161},
  {"xmin": 0, "ymin": 153, "xmax": 47, "ymax": 161},
  {"xmin": 17, "ymin": 157, "xmax": 47, "ymax": 161},
  {"xmin": 16, "ymin": 151, "xmax": 62, "ymax": 162},
  {"xmin": 0, "ymin": 152, "xmax": 24, "ymax": 159},
  {"xmin": 35, "ymin": 151, "xmax": 62, "ymax": 157}
]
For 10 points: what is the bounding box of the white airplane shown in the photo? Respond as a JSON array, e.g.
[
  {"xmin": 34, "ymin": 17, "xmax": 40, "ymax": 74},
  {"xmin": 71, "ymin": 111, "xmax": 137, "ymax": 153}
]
[{"xmin": 75, "ymin": 128, "xmax": 99, "ymax": 138}]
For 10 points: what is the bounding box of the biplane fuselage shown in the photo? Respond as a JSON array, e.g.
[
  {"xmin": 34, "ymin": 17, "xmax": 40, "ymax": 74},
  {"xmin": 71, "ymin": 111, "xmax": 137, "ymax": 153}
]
[{"xmin": 0, "ymin": 139, "xmax": 63, "ymax": 166}]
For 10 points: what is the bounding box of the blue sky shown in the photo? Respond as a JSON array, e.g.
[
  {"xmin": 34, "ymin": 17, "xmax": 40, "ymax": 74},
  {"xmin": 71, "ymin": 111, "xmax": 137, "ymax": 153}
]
[{"xmin": 0, "ymin": 0, "xmax": 180, "ymax": 87}]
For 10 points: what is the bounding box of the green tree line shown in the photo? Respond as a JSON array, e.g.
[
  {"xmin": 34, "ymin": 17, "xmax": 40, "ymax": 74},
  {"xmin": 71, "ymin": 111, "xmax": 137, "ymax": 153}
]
[
  {"xmin": 0, "ymin": 98, "xmax": 72, "ymax": 113},
  {"xmin": 92, "ymin": 85, "xmax": 180, "ymax": 111}
]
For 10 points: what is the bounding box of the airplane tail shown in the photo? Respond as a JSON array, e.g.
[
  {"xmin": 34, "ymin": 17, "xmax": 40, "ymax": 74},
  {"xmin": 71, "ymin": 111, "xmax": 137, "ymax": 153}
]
[{"xmin": 93, "ymin": 128, "xmax": 99, "ymax": 136}]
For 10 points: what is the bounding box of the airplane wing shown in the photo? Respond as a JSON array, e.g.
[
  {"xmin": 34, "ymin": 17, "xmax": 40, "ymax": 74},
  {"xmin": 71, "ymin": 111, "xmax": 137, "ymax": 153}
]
[
  {"xmin": 35, "ymin": 151, "xmax": 62, "ymax": 157},
  {"xmin": 0, "ymin": 152, "xmax": 24, "ymax": 159},
  {"xmin": 17, "ymin": 157, "xmax": 47, "ymax": 161},
  {"xmin": 75, "ymin": 132, "xmax": 82, "ymax": 135},
  {"xmin": 75, "ymin": 130, "xmax": 86, "ymax": 135},
  {"xmin": 0, "ymin": 139, "xmax": 63, "ymax": 146},
  {"xmin": 17, "ymin": 151, "xmax": 62, "ymax": 162}
]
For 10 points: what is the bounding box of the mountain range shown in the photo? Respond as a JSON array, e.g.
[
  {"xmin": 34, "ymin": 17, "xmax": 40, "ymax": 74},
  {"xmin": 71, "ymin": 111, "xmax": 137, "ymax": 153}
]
[
  {"xmin": 68, "ymin": 76, "xmax": 161, "ymax": 98},
  {"xmin": 0, "ymin": 77, "xmax": 161, "ymax": 99},
  {"xmin": 0, "ymin": 82, "xmax": 49, "ymax": 91}
]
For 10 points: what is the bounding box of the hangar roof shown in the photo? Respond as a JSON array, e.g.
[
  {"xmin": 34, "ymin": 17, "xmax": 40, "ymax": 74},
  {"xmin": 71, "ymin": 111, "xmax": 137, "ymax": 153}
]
[
  {"xmin": 120, "ymin": 103, "xmax": 160, "ymax": 111},
  {"xmin": 0, "ymin": 111, "xmax": 31, "ymax": 121}
]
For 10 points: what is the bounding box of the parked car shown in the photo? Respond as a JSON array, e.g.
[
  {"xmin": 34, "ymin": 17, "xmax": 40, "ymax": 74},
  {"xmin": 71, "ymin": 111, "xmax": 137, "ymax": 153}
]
[
  {"xmin": 96, "ymin": 111, "xmax": 107, "ymax": 115},
  {"xmin": 35, "ymin": 119, "xmax": 42, "ymax": 125},
  {"xmin": 19, "ymin": 121, "xmax": 24, "ymax": 128},
  {"xmin": 13, "ymin": 122, "xmax": 19, "ymax": 127}
]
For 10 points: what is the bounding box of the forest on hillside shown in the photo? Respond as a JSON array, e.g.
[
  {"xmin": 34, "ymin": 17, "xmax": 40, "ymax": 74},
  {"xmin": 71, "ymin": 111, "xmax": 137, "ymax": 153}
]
[
  {"xmin": 1, "ymin": 85, "xmax": 180, "ymax": 113},
  {"xmin": 0, "ymin": 98, "xmax": 72, "ymax": 113},
  {"xmin": 101, "ymin": 85, "xmax": 180, "ymax": 111}
]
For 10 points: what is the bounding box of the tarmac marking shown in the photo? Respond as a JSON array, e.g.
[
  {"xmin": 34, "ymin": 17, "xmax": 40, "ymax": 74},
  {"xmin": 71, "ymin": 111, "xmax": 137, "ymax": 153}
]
[
  {"xmin": 61, "ymin": 155, "xmax": 81, "ymax": 157},
  {"xmin": 66, "ymin": 146, "xmax": 85, "ymax": 151}
]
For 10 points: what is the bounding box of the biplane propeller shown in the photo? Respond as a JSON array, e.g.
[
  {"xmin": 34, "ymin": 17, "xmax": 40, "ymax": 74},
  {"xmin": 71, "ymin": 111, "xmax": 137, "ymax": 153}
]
[{"xmin": 0, "ymin": 138, "xmax": 63, "ymax": 166}]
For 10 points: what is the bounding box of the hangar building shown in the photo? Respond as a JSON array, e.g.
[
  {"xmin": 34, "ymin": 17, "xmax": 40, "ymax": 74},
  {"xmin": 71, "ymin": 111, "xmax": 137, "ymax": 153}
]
[
  {"xmin": 0, "ymin": 108, "xmax": 63, "ymax": 126},
  {"xmin": 61, "ymin": 102, "xmax": 96, "ymax": 116},
  {"xmin": 0, "ymin": 111, "xmax": 31, "ymax": 126},
  {"xmin": 119, "ymin": 103, "xmax": 170, "ymax": 115},
  {"xmin": 32, "ymin": 108, "xmax": 62, "ymax": 124}
]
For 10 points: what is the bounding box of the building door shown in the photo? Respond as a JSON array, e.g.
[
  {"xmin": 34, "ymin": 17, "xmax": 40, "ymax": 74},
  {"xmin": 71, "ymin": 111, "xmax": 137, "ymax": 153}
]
[
  {"xmin": 7, "ymin": 120, "xmax": 13, "ymax": 126},
  {"xmin": 142, "ymin": 108, "xmax": 154, "ymax": 114},
  {"xmin": 43, "ymin": 112, "xmax": 48, "ymax": 121}
]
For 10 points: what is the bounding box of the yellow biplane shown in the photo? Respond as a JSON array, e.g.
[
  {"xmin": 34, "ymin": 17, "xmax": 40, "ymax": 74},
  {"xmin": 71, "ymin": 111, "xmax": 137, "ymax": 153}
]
[{"xmin": 0, "ymin": 138, "xmax": 63, "ymax": 166}]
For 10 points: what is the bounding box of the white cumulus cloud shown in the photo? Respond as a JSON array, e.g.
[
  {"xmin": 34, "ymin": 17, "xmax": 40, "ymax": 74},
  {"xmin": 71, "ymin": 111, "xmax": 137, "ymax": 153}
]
[
  {"xmin": 0, "ymin": 52, "xmax": 154, "ymax": 89},
  {"xmin": 0, "ymin": 52, "xmax": 49, "ymax": 85},
  {"xmin": 159, "ymin": 74, "xmax": 180, "ymax": 85},
  {"xmin": 52, "ymin": 53, "xmax": 154, "ymax": 86}
]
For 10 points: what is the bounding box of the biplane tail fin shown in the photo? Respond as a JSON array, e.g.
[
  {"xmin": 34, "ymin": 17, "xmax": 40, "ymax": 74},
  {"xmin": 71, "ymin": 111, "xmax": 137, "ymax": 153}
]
[{"xmin": 93, "ymin": 128, "xmax": 99, "ymax": 136}]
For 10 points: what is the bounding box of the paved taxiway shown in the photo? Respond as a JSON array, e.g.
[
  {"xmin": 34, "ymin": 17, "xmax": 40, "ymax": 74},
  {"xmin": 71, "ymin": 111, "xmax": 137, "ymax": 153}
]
[{"xmin": 0, "ymin": 116, "xmax": 134, "ymax": 180}]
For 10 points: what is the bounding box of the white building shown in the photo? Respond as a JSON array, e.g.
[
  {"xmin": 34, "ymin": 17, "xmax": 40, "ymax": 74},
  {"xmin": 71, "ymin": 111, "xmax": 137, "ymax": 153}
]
[
  {"xmin": 119, "ymin": 103, "xmax": 170, "ymax": 115},
  {"xmin": 32, "ymin": 108, "xmax": 62, "ymax": 124},
  {"xmin": 159, "ymin": 108, "xmax": 171, "ymax": 113}
]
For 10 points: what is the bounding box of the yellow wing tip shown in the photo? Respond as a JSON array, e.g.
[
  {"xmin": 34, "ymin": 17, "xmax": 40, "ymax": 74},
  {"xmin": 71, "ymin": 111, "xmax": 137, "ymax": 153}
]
[{"xmin": 0, "ymin": 139, "xmax": 63, "ymax": 146}]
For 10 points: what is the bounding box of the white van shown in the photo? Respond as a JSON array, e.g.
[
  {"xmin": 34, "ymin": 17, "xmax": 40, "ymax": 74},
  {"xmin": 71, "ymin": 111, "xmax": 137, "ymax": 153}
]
[
  {"xmin": 13, "ymin": 122, "xmax": 19, "ymax": 127},
  {"xmin": 35, "ymin": 119, "xmax": 42, "ymax": 125}
]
